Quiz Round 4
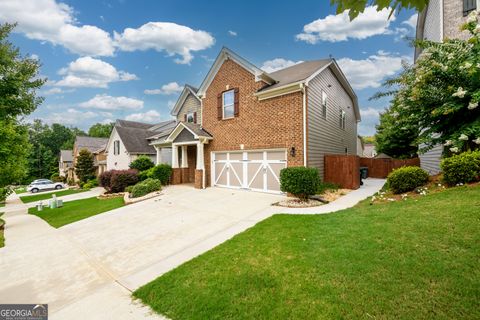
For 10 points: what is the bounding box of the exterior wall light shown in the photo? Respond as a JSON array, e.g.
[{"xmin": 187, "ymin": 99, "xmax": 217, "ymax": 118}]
[{"xmin": 290, "ymin": 147, "xmax": 296, "ymax": 157}]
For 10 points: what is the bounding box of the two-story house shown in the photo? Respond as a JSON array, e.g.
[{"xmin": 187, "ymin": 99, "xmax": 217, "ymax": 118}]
[
  {"xmin": 70, "ymin": 136, "xmax": 109, "ymax": 181},
  {"xmin": 150, "ymin": 47, "xmax": 360, "ymax": 193},
  {"xmin": 415, "ymin": 0, "xmax": 477, "ymax": 174}
]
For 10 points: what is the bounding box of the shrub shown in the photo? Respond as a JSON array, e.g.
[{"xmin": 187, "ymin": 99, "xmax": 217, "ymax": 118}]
[
  {"xmin": 99, "ymin": 170, "xmax": 113, "ymax": 189},
  {"xmin": 130, "ymin": 156, "xmax": 155, "ymax": 172},
  {"xmin": 75, "ymin": 149, "xmax": 96, "ymax": 183},
  {"xmin": 110, "ymin": 169, "xmax": 139, "ymax": 193},
  {"xmin": 441, "ymin": 151, "xmax": 480, "ymax": 186},
  {"xmin": 50, "ymin": 173, "xmax": 63, "ymax": 182},
  {"xmin": 0, "ymin": 187, "xmax": 12, "ymax": 203},
  {"xmin": 130, "ymin": 178, "xmax": 162, "ymax": 198},
  {"xmin": 387, "ymin": 166, "xmax": 429, "ymax": 194},
  {"xmin": 82, "ymin": 178, "xmax": 99, "ymax": 190},
  {"xmin": 125, "ymin": 185, "xmax": 134, "ymax": 193},
  {"xmin": 280, "ymin": 167, "xmax": 321, "ymax": 200},
  {"xmin": 317, "ymin": 182, "xmax": 340, "ymax": 194},
  {"xmin": 149, "ymin": 164, "xmax": 173, "ymax": 185},
  {"xmin": 138, "ymin": 167, "xmax": 154, "ymax": 181}
]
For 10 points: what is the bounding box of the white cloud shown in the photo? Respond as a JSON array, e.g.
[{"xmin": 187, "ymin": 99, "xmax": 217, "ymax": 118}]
[
  {"xmin": 43, "ymin": 87, "xmax": 65, "ymax": 95},
  {"xmin": 337, "ymin": 52, "xmax": 408, "ymax": 90},
  {"xmin": 360, "ymin": 107, "xmax": 381, "ymax": 119},
  {"xmin": 79, "ymin": 94, "xmax": 144, "ymax": 111},
  {"xmin": 125, "ymin": 110, "xmax": 161, "ymax": 123},
  {"xmin": 228, "ymin": 30, "xmax": 237, "ymax": 36},
  {"xmin": 261, "ymin": 58, "xmax": 303, "ymax": 73},
  {"xmin": 358, "ymin": 107, "xmax": 384, "ymax": 135},
  {"xmin": 403, "ymin": 13, "xmax": 418, "ymax": 29},
  {"xmin": 113, "ymin": 22, "xmax": 215, "ymax": 64},
  {"xmin": 55, "ymin": 56, "xmax": 137, "ymax": 88},
  {"xmin": 30, "ymin": 54, "xmax": 39, "ymax": 60},
  {"xmin": 0, "ymin": 0, "xmax": 114, "ymax": 56},
  {"xmin": 296, "ymin": 6, "xmax": 394, "ymax": 43},
  {"xmin": 144, "ymin": 82, "xmax": 183, "ymax": 95},
  {"xmin": 41, "ymin": 108, "xmax": 97, "ymax": 125}
]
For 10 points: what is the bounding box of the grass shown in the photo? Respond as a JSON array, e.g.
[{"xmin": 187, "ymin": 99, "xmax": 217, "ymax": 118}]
[
  {"xmin": 0, "ymin": 213, "xmax": 4, "ymax": 248},
  {"xmin": 28, "ymin": 196, "xmax": 124, "ymax": 228},
  {"xmin": 20, "ymin": 189, "xmax": 87, "ymax": 204},
  {"xmin": 317, "ymin": 182, "xmax": 340, "ymax": 194},
  {"xmin": 14, "ymin": 187, "xmax": 27, "ymax": 195},
  {"xmin": 134, "ymin": 185, "xmax": 480, "ymax": 320}
]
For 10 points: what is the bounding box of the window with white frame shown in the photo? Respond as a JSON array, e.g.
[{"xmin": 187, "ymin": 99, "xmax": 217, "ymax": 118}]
[
  {"xmin": 321, "ymin": 91, "xmax": 327, "ymax": 119},
  {"xmin": 340, "ymin": 110, "xmax": 346, "ymax": 130},
  {"xmin": 186, "ymin": 112, "xmax": 194, "ymax": 123},
  {"xmin": 223, "ymin": 90, "xmax": 235, "ymax": 119},
  {"xmin": 114, "ymin": 140, "xmax": 120, "ymax": 155}
]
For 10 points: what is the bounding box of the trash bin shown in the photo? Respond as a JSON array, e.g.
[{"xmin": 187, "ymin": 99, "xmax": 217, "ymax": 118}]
[{"xmin": 360, "ymin": 167, "xmax": 368, "ymax": 179}]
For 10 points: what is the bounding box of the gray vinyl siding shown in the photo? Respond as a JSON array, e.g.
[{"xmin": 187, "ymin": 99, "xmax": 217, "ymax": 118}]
[
  {"xmin": 174, "ymin": 129, "xmax": 196, "ymax": 143},
  {"xmin": 424, "ymin": 0, "xmax": 442, "ymax": 41},
  {"xmin": 177, "ymin": 94, "xmax": 202, "ymax": 124},
  {"xmin": 307, "ymin": 67, "xmax": 358, "ymax": 179},
  {"xmin": 419, "ymin": 144, "xmax": 443, "ymax": 175}
]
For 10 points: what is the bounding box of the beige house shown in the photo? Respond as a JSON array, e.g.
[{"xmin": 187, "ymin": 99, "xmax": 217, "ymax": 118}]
[
  {"xmin": 69, "ymin": 136, "xmax": 109, "ymax": 181},
  {"xmin": 59, "ymin": 150, "xmax": 73, "ymax": 177}
]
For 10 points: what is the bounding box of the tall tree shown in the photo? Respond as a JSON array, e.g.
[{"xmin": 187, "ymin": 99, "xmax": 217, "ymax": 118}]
[
  {"xmin": 0, "ymin": 23, "xmax": 45, "ymax": 187},
  {"xmin": 75, "ymin": 149, "xmax": 95, "ymax": 184},
  {"xmin": 88, "ymin": 122, "xmax": 114, "ymax": 138},
  {"xmin": 331, "ymin": 0, "xmax": 428, "ymax": 20}
]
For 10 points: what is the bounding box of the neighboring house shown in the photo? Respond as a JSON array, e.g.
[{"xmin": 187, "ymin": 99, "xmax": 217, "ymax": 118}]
[
  {"xmin": 150, "ymin": 47, "xmax": 360, "ymax": 193},
  {"xmin": 106, "ymin": 119, "xmax": 176, "ymax": 171},
  {"xmin": 93, "ymin": 145, "xmax": 107, "ymax": 176},
  {"xmin": 71, "ymin": 136, "xmax": 109, "ymax": 181},
  {"xmin": 415, "ymin": 0, "xmax": 474, "ymax": 174},
  {"xmin": 59, "ymin": 150, "xmax": 73, "ymax": 177},
  {"xmin": 363, "ymin": 144, "xmax": 377, "ymax": 158},
  {"xmin": 357, "ymin": 136, "xmax": 364, "ymax": 156}
]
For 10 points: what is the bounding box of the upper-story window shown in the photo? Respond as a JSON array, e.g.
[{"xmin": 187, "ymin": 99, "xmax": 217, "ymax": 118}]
[
  {"xmin": 463, "ymin": 0, "xmax": 477, "ymax": 16},
  {"xmin": 321, "ymin": 91, "xmax": 327, "ymax": 119},
  {"xmin": 114, "ymin": 140, "xmax": 120, "ymax": 155},
  {"xmin": 186, "ymin": 112, "xmax": 195, "ymax": 123},
  {"xmin": 223, "ymin": 90, "xmax": 235, "ymax": 119},
  {"xmin": 340, "ymin": 110, "xmax": 346, "ymax": 130}
]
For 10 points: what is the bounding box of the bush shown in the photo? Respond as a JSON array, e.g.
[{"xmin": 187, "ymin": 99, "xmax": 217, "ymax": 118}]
[
  {"xmin": 130, "ymin": 156, "xmax": 155, "ymax": 172},
  {"xmin": 82, "ymin": 178, "xmax": 99, "ymax": 190},
  {"xmin": 50, "ymin": 173, "xmax": 64, "ymax": 182},
  {"xmin": 280, "ymin": 167, "xmax": 321, "ymax": 200},
  {"xmin": 317, "ymin": 182, "xmax": 340, "ymax": 194},
  {"xmin": 110, "ymin": 169, "xmax": 139, "ymax": 193},
  {"xmin": 149, "ymin": 164, "xmax": 173, "ymax": 185},
  {"xmin": 130, "ymin": 178, "xmax": 162, "ymax": 198},
  {"xmin": 0, "ymin": 187, "xmax": 12, "ymax": 203},
  {"xmin": 441, "ymin": 151, "xmax": 480, "ymax": 186},
  {"xmin": 100, "ymin": 169, "xmax": 139, "ymax": 193},
  {"xmin": 138, "ymin": 167, "xmax": 154, "ymax": 181},
  {"xmin": 387, "ymin": 166, "xmax": 429, "ymax": 194}
]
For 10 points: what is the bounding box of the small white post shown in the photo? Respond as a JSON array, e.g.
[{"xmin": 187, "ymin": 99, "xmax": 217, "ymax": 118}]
[
  {"xmin": 196, "ymin": 142, "xmax": 204, "ymax": 170},
  {"xmin": 172, "ymin": 144, "xmax": 179, "ymax": 168},
  {"xmin": 155, "ymin": 146, "xmax": 161, "ymax": 165},
  {"xmin": 181, "ymin": 145, "xmax": 188, "ymax": 168}
]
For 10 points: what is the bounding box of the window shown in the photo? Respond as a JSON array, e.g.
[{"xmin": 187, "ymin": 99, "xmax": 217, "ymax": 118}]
[
  {"xmin": 321, "ymin": 91, "xmax": 327, "ymax": 119},
  {"xmin": 463, "ymin": 0, "xmax": 477, "ymax": 16},
  {"xmin": 340, "ymin": 110, "xmax": 346, "ymax": 130},
  {"xmin": 114, "ymin": 140, "xmax": 120, "ymax": 155},
  {"xmin": 186, "ymin": 112, "xmax": 195, "ymax": 123},
  {"xmin": 223, "ymin": 90, "xmax": 235, "ymax": 119}
]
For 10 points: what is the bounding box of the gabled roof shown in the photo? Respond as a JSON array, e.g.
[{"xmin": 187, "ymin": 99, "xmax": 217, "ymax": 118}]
[
  {"xmin": 75, "ymin": 136, "xmax": 109, "ymax": 153},
  {"xmin": 115, "ymin": 119, "xmax": 153, "ymax": 130},
  {"xmin": 165, "ymin": 122, "xmax": 213, "ymax": 143},
  {"xmin": 170, "ymin": 84, "xmax": 201, "ymax": 116},
  {"xmin": 60, "ymin": 150, "xmax": 73, "ymax": 162},
  {"xmin": 197, "ymin": 47, "xmax": 275, "ymax": 98}
]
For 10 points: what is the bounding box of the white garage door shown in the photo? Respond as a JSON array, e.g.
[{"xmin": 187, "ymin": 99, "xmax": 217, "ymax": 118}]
[{"xmin": 212, "ymin": 149, "xmax": 287, "ymax": 193}]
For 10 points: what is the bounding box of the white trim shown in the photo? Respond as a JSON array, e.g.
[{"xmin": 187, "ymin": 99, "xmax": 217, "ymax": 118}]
[
  {"xmin": 165, "ymin": 122, "xmax": 213, "ymax": 142},
  {"xmin": 170, "ymin": 86, "xmax": 201, "ymax": 116},
  {"xmin": 222, "ymin": 89, "xmax": 235, "ymax": 119},
  {"xmin": 302, "ymin": 84, "xmax": 307, "ymax": 167},
  {"xmin": 305, "ymin": 62, "xmax": 332, "ymax": 85},
  {"xmin": 440, "ymin": 0, "xmax": 444, "ymax": 40},
  {"xmin": 197, "ymin": 47, "xmax": 275, "ymax": 98},
  {"xmin": 254, "ymin": 82, "xmax": 303, "ymax": 101}
]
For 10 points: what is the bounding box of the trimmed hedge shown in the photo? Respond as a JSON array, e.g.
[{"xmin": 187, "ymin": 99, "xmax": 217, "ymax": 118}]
[
  {"xmin": 130, "ymin": 178, "xmax": 162, "ymax": 198},
  {"xmin": 280, "ymin": 167, "xmax": 321, "ymax": 200},
  {"xmin": 130, "ymin": 156, "xmax": 155, "ymax": 172},
  {"xmin": 441, "ymin": 151, "xmax": 480, "ymax": 186},
  {"xmin": 99, "ymin": 169, "xmax": 139, "ymax": 193},
  {"xmin": 387, "ymin": 166, "xmax": 429, "ymax": 194},
  {"xmin": 149, "ymin": 164, "xmax": 173, "ymax": 185}
]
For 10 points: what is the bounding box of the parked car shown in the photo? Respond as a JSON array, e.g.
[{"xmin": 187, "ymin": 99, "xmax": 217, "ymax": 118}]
[{"xmin": 27, "ymin": 179, "xmax": 65, "ymax": 193}]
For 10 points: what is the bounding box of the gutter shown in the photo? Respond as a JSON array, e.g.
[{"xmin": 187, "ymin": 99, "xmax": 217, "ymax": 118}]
[{"xmin": 301, "ymin": 83, "xmax": 307, "ymax": 167}]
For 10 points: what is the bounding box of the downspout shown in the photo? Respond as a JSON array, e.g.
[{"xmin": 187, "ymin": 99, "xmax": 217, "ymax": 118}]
[{"xmin": 301, "ymin": 83, "xmax": 307, "ymax": 167}]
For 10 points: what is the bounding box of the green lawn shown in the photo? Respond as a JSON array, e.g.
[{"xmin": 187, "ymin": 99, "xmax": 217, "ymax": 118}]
[
  {"xmin": 14, "ymin": 187, "xmax": 27, "ymax": 194},
  {"xmin": 20, "ymin": 189, "xmax": 87, "ymax": 203},
  {"xmin": 134, "ymin": 185, "xmax": 480, "ymax": 320},
  {"xmin": 28, "ymin": 196, "xmax": 124, "ymax": 228}
]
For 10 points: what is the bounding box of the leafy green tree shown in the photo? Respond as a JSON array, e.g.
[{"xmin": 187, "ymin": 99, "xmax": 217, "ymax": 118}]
[
  {"xmin": 362, "ymin": 136, "xmax": 376, "ymax": 144},
  {"xmin": 75, "ymin": 149, "xmax": 96, "ymax": 184},
  {"xmin": 129, "ymin": 155, "xmax": 155, "ymax": 172},
  {"xmin": 331, "ymin": 0, "xmax": 428, "ymax": 20},
  {"xmin": 88, "ymin": 122, "xmax": 114, "ymax": 138},
  {"xmin": 0, "ymin": 23, "xmax": 45, "ymax": 187}
]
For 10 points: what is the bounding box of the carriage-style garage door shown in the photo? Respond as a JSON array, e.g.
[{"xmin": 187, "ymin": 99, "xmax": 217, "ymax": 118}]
[{"xmin": 212, "ymin": 149, "xmax": 287, "ymax": 193}]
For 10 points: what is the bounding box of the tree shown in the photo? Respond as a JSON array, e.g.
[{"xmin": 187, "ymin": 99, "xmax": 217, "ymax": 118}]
[
  {"xmin": 0, "ymin": 23, "xmax": 45, "ymax": 187},
  {"xmin": 75, "ymin": 149, "xmax": 96, "ymax": 184},
  {"xmin": 129, "ymin": 155, "xmax": 155, "ymax": 172},
  {"xmin": 88, "ymin": 122, "xmax": 114, "ymax": 138},
  {"xmin": 373, "ymin": 12, "xmax": 480, "ymax": 156},
  {"xmin": 331, "ymin": 0, "xmax": 428, "ymax": 20}
]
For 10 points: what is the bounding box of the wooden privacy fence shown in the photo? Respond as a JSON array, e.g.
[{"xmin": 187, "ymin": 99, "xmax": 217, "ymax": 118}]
[
  {"xmin": 324, "ymin": 155, "xmax": 360, "ymax": 190},
  {"xmin": 359, "ymin": 157, "xmax": 420, "ymax": 179}
]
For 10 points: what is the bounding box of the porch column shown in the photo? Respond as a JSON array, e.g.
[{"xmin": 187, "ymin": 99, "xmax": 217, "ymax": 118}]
[
  {"xmin": 155, "ymin": 146, "xmax": 161, "ymax": 165},
  {"xmin": 196, "ymin": 142, "xmax": 204, "ymax": 170},
  {"xmin": 172, "ymin": 144, "xmax": 179, "ymax": 168},
  {"xmin": 181, "ymin": 145, "xmax": 188, "ymax": 168},
  {"xmin": 195, "ymin": 141, "xmax": 205, "ymax": 189}
]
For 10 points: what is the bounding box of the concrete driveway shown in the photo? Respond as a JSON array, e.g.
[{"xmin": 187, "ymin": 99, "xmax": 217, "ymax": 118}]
[{"xmin": 0, "ymin": 185, "xmax": 284, "ymax": 319}]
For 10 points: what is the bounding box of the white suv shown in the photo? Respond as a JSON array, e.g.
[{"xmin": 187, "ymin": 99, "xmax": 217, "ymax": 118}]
[{"xmin": 27, "ymin": 179, "xmax": 65, "ymax": 193}]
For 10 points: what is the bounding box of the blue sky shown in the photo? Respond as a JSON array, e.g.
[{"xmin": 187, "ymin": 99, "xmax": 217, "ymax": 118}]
[{"xmin": 0, "ymin": 0, "xmax": 418, "ymax": 135}]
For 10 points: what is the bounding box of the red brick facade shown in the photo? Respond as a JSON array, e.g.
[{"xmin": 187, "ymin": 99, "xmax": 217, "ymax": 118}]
[{"xmin": 202, "ymin": 59, "xmax": 305, "ymax": 187}]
